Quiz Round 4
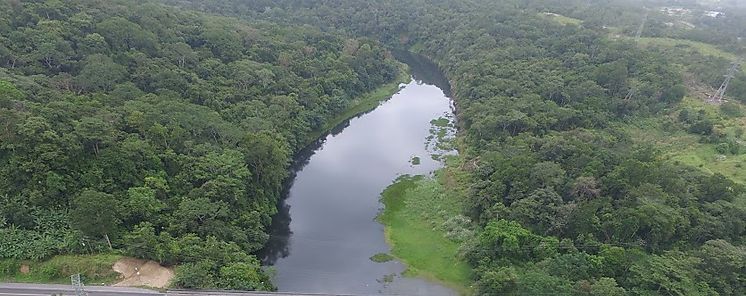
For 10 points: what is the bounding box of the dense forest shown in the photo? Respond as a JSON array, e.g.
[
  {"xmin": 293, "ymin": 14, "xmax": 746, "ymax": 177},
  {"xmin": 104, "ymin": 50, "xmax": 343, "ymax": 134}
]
[
  {"xmin": 167, "ymin": 0, "xmax": 746, "ymax": 294},
  {"xmin": 0, "ymin": 0, "xmax": 399, "ymax": 289},
  {"xmin": 2, "ymin": 0, "xmax": 746, "ymax": 295}
]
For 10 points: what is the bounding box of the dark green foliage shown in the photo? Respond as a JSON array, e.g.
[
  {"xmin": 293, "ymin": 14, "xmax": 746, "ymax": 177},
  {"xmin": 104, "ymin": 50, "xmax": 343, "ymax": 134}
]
[
  {"xmin": 70, "ymin": 190, "xmax": 119, "ymax": 240},
  {"xmin": 0, "ymin": 0, "xmax": 399, "ymax": 290},
  {"xmin": 720, "ymin": 102, "xmax": 743, "ymax": 118},
  {"xmin": 180, "ymin": 0, "xmax": 746, "ymax": 293},
  {"xmin": 3, "ymin": 0, "xmax": 744, "ymax": 293}
]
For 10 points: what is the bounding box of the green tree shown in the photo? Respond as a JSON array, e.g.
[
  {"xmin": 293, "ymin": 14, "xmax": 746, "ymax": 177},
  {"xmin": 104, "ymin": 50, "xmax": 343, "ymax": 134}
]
[
  {"xmin": 172, "ymin": 260, "xmax": 217, "ymax": 289},
  {"xmin": 697, "ymin": 240, "xmax": 746, "ymax": 296},
  {"xmin": 70, "ymin": 190, "xmax": 120, "ymax": 249},
  {"xmin": 123, "ymin": 222, "xmax": 159, "ymax": 260},
  {"xmin": 0, "ymin": 80, "xmax": 23, "ymax": 108},
  {"xmin": 219, "ymin": 261, "xmax": 273, "ymax": 291},
  {"xmin": 95, "ymin": 17, "xmax": 156, "ymax": 53},
  {"xmin": 76, "ymin": 54, "xmax": 126, "ymax": 92},
  {"xmin": 575, "ymin": 277, "xmax": 626, "ymax": 296},
  {"xmin": 629, "ymin": 252, "xmax": 717, "ymax": 296}
]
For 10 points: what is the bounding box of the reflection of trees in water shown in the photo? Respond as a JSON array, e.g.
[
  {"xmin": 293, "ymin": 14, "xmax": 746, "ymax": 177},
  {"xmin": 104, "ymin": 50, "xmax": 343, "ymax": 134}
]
[
  {"xmin": 258, "ymin": 52, "xmax": 452, "ymax": 265},
  {"xmin": 393, "ymin": 51, "xmax": 452, "ymax": 97},
  {"xmin": 258, "ymin": 137, "xmax": 324, "ymax": 265},
  {"xmin": 258, "ymin": 200, "xmax": 291, "ymax": 265}
]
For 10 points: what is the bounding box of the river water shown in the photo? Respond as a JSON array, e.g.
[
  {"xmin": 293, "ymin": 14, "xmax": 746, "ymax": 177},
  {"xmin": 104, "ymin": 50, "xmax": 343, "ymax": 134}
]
[{"xmin": 259, "ymin": 54, "xmax": 457, "ymax": 295}]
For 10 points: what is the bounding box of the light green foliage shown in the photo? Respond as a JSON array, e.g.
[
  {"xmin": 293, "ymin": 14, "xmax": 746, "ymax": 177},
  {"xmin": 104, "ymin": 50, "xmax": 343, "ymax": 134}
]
[
  {"xmin": 629, "ymin": 252, "xmax": 717, "ymax": 296},
  {"xmin": 628, "ymin": 96, "xmax": 746, "ymax": 183},
  {"xmin": 379, "ymin": 174, "xmax": 471, "ymax": 292},
  {"xmin": 430, "ymin": 117, "xmax": 450, "ymax": 128},
  {"xmin": 575, "ymin": 278, "xmax": 626, "ymax": 296},
  {"xmin": 0, "ymin": 254, "xmax": 122, "ymax": 284},
  {"xmin": 0, "ymin": 80, "xmax": 23, "ymax": 107},
  {"xmin": 124, "ymin": 186, "xmax": 164, "ymax": 221},
  {"xmin": 539, "ymin": 12, "xmax": 583, "ymax": 26},
  {"xmin": 696, "ymin": 240, "xmax": 746, "ymax": 296},
  {"xmin": 637, "ymin": 37, "xmax": 739, "ymax": 61}
]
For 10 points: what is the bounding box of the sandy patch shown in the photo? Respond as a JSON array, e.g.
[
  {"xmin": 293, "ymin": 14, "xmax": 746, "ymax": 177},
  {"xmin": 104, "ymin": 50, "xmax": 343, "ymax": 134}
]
[{"xmin": 112, "ymin": 257, "xmax": 174, "ymax": 288}]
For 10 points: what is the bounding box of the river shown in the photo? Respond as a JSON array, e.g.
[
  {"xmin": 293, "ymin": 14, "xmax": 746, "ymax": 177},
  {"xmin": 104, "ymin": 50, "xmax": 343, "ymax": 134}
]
[{"xmin": 259, "ymin": 54, "xmax": 457, "ymax": 295}]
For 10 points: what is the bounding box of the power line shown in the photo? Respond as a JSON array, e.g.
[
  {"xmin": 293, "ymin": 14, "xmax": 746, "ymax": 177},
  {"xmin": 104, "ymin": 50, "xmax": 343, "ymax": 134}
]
[
  {"xmin": 709, "ymin": 60, "xmax": 741, "ymax": 104},
  {"xmin": 635, "ymin": 10, "xmax": 648, "ymax": 42}
]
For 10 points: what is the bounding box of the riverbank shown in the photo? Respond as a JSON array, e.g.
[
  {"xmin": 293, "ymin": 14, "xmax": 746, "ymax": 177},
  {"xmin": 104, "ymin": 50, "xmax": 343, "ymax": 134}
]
[
  {"xmin": 378, "ymin": 159, "xmax": 473, "ymax": 295},
  {"xmin": 303, "ymin": 63, "xmax": 411, "ymax": 144},
  {"xmin": 0, "ymin": 63, "xmax": 411, "ymax": 290}
]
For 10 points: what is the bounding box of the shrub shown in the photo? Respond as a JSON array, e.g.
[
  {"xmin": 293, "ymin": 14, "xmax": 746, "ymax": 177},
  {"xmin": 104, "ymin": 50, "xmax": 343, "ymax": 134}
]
[
  {"xmin": 0, "ymin": 259, "xmax": 19, "ymax": 278},
  {"xmin": 720, "ymin": 102, "xmax": 742, "ymax": 117}
]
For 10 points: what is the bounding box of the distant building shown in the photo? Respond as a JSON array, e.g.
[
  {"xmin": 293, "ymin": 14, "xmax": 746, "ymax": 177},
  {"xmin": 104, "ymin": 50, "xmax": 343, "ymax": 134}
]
[
  {"xmin": 660, "ymin": 7, "xmax": 692, "ymax": 16},
  {"xmin": 704, "ymin": 10, "xmax": 725, "ymax": 17}
]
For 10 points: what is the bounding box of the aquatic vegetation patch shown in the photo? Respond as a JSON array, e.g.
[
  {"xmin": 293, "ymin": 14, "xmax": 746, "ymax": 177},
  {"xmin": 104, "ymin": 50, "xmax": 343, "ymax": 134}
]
[
  {"xmin": 378, "ymin": 174, "xmax": 471, "ymax": 293},
  {"xmin": 370, "ymin": 253, "xmax": 395, "ymax": 263}
]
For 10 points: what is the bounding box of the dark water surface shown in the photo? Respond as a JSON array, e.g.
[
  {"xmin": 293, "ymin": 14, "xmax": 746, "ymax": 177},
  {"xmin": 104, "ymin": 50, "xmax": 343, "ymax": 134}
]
[{"xmin": 260, "ymin": 55, "xmax": 457, "ymax": 295}]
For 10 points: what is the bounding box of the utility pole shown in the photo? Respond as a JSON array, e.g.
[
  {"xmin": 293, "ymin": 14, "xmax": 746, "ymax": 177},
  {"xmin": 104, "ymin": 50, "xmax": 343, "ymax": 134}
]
[
  {"xmin": 71, "ymin": 273, "xmax": 88, "ymax": 296},
  {"xmin": 709, "ymin": 60, "xmax": 741, "ymax": 103}
]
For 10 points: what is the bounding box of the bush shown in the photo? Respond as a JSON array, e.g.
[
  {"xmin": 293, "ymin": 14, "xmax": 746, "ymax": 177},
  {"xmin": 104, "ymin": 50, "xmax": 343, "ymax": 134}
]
[
  {"xmin": 0, "ymin": 259, "xmax": 19, "ymax": 278},
  {"xmin": 37, "ymin": 264, "xmax": 61, "ymax": 281},
  {"xmin": 688, "ymin": 119, "xmax": 714, "ymax": 135},
  {"xmin": 172, "ymin": 260, "xmax": 216, "ymax": 289},
  {"xmin": 716, "ymin": 143, "xmax": 730, "ymax": 154},
  {"xmin": 720, "ymin": 102, "xmax": 743, "ymax": 117},
  {"xmin": 219, "ymin": 262, "xmax": 273, "ymax": 291}
]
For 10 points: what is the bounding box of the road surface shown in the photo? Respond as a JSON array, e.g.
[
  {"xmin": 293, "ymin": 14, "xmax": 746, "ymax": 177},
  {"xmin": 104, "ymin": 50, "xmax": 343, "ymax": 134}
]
[{"xmin": 0, "ymin": 283, "xmax": 352, "ymax": 296}]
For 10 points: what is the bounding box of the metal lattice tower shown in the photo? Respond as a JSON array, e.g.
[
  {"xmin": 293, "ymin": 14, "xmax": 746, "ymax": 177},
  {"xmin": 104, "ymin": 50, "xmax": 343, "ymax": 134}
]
[
  {"xmin": 635, "ymin": 11, "xmax": 648, "ymax": 41},
  {"xmin": 624, "ymin": 88, "xmax": 636, "ymax": 100},
  {"xmin": 71, "ymin": 273, "xmax": 88, "ymax": 296},
  {"xmin": 709, "ymin": 60, "xmax": 741, "ymax": 103}
]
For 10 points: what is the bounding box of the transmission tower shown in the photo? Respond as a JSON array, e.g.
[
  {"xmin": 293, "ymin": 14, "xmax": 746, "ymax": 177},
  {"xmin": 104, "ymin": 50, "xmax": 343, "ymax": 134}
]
[
  {"xmin": 71, "ymin": 273, "xmax": 88, "ymax": 296},
  {"xmin": 709, "ymin": 60, "xmax": 741, "ymax": 103},
  {"xmin": 624, "ymin": 88, "xmax": 636, "ymax": 100},
  {"xmin": 635, "ymin": 11, "xmax": 648, "ymax": 41}
]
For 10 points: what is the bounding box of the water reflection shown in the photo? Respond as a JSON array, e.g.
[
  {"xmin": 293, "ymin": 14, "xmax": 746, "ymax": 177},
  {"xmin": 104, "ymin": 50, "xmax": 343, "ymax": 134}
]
[
  {"xmin": 393, "ymin": 50, "xmax": 451, "ymax": 96},
  {"xmin": 258, "ymin": 53, "xmax": 456, "ymax": 295}
]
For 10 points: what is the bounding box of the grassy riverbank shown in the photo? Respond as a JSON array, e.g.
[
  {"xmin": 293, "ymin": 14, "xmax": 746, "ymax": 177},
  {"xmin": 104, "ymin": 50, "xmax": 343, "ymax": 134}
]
[
  {"xmin": 379, "ymin": 162, "xmax": 472, "ymax": 294},
  {"xmin": 304, "ymin": 63, "xmax": 411, "ymax": 143},
  {"xmin": 0, "ymin": 254, "xmax": 122, "ymax": 284}
]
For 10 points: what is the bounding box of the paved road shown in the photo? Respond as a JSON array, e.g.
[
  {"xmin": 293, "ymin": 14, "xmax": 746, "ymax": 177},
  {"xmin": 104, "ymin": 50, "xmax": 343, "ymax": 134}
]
[
  {"xmin": 0, "ymin": 283, "xmax": 162, "ymax": 296},
  {"xmin": 0, "ymin": 283, "xmax": 351, "ymax": 296}
]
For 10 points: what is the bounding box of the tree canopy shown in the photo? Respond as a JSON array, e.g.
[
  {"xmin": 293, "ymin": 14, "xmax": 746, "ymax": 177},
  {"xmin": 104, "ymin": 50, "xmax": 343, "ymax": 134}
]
[
  {"xmin": 2, "ymin": 0, "xmax": 745, "ymax": 294},
  {"xmin": 0, "ymin": 0, "xmax": 399, "ymax": 289}
]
